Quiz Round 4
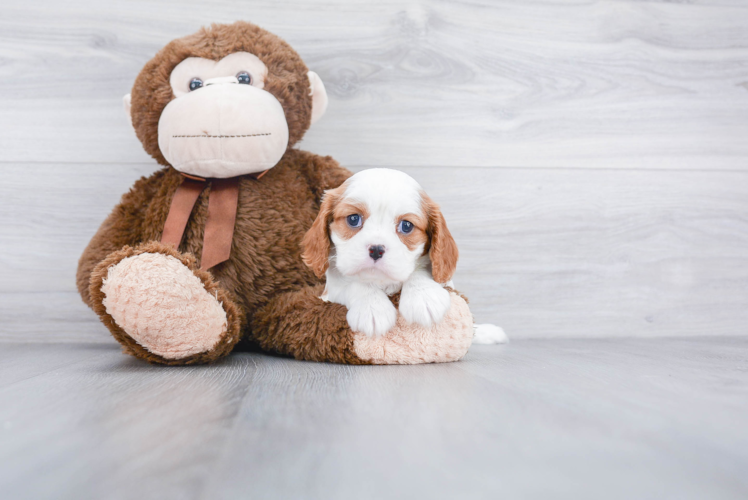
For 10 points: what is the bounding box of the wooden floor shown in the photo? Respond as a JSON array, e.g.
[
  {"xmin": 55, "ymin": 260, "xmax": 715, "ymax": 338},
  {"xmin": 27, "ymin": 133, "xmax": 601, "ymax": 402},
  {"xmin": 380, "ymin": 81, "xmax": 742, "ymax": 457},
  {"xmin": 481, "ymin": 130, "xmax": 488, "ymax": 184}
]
[{"xmin": 1, "ymin": 338, "xmax": 747, "ymax": 500}]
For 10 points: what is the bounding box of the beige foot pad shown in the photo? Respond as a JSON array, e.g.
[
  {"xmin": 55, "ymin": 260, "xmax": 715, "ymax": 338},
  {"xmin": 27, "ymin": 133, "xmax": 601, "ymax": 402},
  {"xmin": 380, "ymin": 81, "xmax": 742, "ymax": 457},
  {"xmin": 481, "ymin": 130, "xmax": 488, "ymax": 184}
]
[
  {"xmin": 101, "ymin": 252, "xmax": 227, "ymax": 359},
  {"xmin": 90, "ymin": 241, "xmax": 243, "ymax": 365},
  {"xmin": 252, "ymin": 286, "xmax": 473, "ymax": 365},
  {"xmin": 353, "ymin": 292, "xmax": 473, "ymax": 365}
]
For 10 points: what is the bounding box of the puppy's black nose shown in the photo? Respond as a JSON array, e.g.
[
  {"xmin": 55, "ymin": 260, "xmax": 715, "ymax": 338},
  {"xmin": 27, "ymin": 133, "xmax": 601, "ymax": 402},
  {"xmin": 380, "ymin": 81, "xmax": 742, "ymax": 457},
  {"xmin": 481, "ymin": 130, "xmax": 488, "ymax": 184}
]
[{"xmin": 369, "ymin": 245, "xmax": 385, "ymax": 261}]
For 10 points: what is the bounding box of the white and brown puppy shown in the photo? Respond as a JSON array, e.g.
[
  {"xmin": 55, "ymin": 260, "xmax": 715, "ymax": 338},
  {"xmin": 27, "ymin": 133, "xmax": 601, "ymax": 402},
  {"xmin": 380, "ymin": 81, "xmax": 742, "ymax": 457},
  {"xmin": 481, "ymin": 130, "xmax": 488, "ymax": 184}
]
[{"xmin": 302, "ymin": 168, "xmax": 458, "ymax": 337}]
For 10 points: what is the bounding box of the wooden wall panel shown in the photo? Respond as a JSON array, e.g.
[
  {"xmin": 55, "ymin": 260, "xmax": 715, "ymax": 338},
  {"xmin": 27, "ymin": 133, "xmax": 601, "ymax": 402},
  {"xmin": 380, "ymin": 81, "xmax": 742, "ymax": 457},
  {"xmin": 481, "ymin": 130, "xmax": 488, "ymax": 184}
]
[
  {"xmin": 0, "ymin": 0, "xmax": 746, "ymax": 168},
  {"xmin": 3, "ymin": 164, "xmax": 747, "ymax": 341},
  {"xmin": 1, "ymin": 0, "xmax": 747, "ymax": 341}
]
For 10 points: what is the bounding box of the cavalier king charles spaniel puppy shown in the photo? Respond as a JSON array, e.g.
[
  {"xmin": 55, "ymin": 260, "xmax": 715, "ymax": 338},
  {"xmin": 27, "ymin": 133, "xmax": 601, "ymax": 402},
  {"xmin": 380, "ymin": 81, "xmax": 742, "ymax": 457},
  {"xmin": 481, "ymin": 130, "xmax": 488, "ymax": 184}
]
[{"xmin": 301, "ymin": 168, "xmax": 459, "ymax": 337}]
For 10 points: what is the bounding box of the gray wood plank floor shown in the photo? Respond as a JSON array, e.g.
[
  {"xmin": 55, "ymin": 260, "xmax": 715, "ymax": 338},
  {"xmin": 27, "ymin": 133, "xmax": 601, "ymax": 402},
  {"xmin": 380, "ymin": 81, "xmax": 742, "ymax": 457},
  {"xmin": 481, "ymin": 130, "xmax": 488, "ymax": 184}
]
[{"xmin": 1, "ymin": 339, "xmax": 747, "ymax": 500}]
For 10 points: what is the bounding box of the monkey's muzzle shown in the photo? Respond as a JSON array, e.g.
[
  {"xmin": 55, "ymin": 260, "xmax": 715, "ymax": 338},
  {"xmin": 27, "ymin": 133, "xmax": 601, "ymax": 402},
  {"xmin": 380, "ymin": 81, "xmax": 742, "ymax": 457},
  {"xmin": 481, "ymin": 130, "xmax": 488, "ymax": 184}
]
[{"xmin": 157, "ymin": 80, "xmax": 289, "ymax": 179}]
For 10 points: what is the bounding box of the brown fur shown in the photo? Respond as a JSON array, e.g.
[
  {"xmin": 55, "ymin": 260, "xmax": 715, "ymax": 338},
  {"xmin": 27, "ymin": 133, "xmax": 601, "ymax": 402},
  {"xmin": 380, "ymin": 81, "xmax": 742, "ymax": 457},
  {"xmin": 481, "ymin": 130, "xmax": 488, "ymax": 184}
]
[
  {"xmin": 79, "ymin": 149, "xmax": 353, "ymax": 363},
  {"xmin": 76, "ymin": 169, "xmax": 170, "ymax": 306},
  {"xmin": 252, "ymin": 286, "xmax": 464, "ymax": 365},
  {"xmin": 78, "ymin": 22, "xmax": 467, "ymax": 366},
  {"xmin": 78, "ymin": 22, "xmax": 362, "ymax": 365},
  {"xmin": 89, "ymin": 241, "xmax": 244, "ymax": 365},
  {"xmin": 330, "ymin": 200, "xmax": 370, "ymax": 240},
  {"xmin": 251, "ymin": 285, "xmax": 370, "ymax": 364},
  {"xmin": 300, "ymin": 184, "xmax": 345, "ymax": 278},
  {"xmin": 422, "ymin": 192, "xmax": 459, "ymax": 283},
  {"xmin": 130, "ymin": 21, "xmax": 313, "ymax": 166},
  {"xmin": 397, "ymin": 212, "xmax": 428, "ymax": 251}
]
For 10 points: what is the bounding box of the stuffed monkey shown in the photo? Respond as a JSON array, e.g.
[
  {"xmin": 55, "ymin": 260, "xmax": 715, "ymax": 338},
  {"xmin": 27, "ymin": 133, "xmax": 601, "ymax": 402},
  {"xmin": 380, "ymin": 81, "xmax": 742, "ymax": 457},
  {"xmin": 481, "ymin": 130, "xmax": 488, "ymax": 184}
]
[{"xmin": 77, "ymin": 21, "xmax": 474, "ymax": 365}]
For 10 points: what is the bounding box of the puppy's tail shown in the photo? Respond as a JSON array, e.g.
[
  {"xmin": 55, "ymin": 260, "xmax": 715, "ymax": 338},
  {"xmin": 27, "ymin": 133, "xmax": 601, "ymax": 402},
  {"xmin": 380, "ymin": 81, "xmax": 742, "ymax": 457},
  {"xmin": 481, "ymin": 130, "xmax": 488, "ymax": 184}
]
[{"xmin": 472, "ymin": 324, "xmax": 509, "ymax": 344}]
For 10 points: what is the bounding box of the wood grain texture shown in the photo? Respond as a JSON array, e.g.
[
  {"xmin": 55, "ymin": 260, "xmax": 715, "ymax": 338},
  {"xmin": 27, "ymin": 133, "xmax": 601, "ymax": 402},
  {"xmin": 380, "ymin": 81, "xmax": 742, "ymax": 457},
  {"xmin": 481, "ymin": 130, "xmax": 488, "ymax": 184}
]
[
  {"xmin": 3, "ymin": 163, "xmax": 747, "ymax": 341},
  {"xmin": 1, "ymin": 339, "xmax": 747, "ymax": 499},
  {"xmin": 0, "ymin": 0, "xmax": 747, "ymax": 168},
  {"xmin": 2, "ymin": 1, "xmax": 747, "ymax": 342},
  {"xmin": 3, "ymin": 4, "xmax": 747, "ymax": 498},
  {"xmin": 0, "ymin": 292, "xmax": 114, "ymax": 344}
]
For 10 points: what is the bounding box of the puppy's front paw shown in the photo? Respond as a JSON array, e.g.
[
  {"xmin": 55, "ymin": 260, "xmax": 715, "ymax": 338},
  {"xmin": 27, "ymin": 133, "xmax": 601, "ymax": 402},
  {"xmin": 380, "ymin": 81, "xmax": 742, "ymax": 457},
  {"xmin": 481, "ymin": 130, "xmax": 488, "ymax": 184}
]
[
  {"xmin": 347, "ymin": 298, "xmax": 398, "ymax": 337},
  {"xmin": 399, "ymin": 281, "xmax": 451, "ymax": 327}
]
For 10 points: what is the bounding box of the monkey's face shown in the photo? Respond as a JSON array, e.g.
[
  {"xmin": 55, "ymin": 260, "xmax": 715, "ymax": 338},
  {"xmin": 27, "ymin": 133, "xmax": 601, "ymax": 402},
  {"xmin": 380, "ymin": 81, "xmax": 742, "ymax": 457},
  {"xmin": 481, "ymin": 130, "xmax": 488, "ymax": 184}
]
[
  {"xmin": 157, "ymin": 52, "xmax": 290, "ymax": 179},
  {"xmin": 125, "ymin": 22, "xmax": 329, "ymax": 177}
]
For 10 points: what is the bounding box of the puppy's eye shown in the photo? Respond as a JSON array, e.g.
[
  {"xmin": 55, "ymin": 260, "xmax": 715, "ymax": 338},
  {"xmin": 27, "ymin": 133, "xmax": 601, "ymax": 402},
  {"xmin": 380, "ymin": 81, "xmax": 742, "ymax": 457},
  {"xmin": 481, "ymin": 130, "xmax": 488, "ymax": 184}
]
[
  {"xmin": 398, "ymin": 220, "xmax": 414, "ymax": 234},
  {"xmin": 236, "ymin": 71, "xmax": 252, "ymax": 85},
  {"xmin": 346, "ymin": 214, "xmax": 362, "ymax": 228},
  {"xmin": 189, "ymin": 78, "xmax": 203, "ymax": 91}
]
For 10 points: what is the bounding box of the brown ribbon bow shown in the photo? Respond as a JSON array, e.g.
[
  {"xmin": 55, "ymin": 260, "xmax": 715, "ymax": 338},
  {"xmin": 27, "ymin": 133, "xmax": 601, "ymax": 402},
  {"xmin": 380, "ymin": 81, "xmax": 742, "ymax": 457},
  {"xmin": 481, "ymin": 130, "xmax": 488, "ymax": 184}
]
[{"xmin": 161, "ymin": 171, "xmax": 266, "ymax": 270}]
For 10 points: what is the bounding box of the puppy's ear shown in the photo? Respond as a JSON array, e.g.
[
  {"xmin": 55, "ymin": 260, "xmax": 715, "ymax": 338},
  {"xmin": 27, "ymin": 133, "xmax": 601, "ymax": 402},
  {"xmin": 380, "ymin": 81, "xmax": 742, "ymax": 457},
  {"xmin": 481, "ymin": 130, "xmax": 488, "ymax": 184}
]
[
  {"xmin": 423, "ymin": 192, "xmax": 459, "ymax": 284},
  {"xmin": 302, "ymin": 186, "xmax": 342, "ymax": 278}
]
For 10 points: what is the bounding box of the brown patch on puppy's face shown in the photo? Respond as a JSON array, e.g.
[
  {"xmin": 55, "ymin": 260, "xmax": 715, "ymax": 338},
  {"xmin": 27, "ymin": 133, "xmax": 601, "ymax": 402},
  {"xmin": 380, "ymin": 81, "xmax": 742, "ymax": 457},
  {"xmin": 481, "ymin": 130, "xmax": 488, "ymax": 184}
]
[
  {"xmin": 302, "ymin": 169, "xmax": 459, "ymax": 286},
  {"xmin": 325, "ymin": 169, "xmax": 433, "ymax": 284},
  {"xmin": 396, "ymin": 212, "xmax": 428, "ymax": 252},
  {"xmin": 330, "ymin": 201, "xmax": 370, "ymax": 241}
]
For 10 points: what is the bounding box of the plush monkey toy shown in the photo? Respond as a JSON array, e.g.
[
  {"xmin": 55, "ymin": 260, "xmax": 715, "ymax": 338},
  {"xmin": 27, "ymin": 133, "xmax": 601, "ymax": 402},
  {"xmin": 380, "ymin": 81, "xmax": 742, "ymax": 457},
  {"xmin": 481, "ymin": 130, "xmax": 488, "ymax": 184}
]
[{"xmin": 77, "ymin": 21, "xmax": 474, "ymax": 365}]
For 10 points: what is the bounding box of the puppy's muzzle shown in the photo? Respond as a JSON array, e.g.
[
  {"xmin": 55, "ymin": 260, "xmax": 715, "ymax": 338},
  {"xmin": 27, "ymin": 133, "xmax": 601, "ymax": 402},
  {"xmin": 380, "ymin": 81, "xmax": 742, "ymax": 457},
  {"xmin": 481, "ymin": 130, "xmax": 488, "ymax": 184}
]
[{"xmin": 368, "ymin": 245, "xmax": 385, "ymax": 261}]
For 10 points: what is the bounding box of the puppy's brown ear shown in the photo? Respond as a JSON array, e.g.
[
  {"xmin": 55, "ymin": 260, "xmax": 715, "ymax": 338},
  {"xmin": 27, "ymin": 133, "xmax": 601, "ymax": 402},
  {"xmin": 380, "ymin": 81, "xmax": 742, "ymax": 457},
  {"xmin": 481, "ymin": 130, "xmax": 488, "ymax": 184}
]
[
  {"xmin": 302, "ymin": 187, "xmax": 342, "ymax": 278},
  {"xmin": 423, "ymin": 192, "xmax": 459, "ymax": 284}
]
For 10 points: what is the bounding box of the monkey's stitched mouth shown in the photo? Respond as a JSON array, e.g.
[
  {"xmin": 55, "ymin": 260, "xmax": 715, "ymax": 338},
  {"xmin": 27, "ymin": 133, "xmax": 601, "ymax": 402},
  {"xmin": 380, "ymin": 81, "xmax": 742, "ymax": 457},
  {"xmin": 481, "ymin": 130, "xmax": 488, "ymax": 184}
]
[{"xmin": 172, "ymin": 133, "xmax": 272, "ymax": 138}]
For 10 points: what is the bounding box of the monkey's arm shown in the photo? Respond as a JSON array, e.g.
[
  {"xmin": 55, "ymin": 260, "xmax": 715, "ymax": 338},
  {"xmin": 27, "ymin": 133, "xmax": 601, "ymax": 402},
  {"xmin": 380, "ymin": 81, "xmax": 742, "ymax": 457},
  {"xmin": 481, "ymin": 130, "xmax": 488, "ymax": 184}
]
[
  {"xmin": 251, "ymin": 286, "xmax": 474, "ymax": 365},
  {"xmin": 79, "ymin": 167, "xmax": 245, "ymax": 365},
  {"xmin": 296, "ymin": 151, "xmax": 352, "ymax": 202},
  {"xmin": 76, "ymin": 170, "xmax": 169, "ymax": 308}
]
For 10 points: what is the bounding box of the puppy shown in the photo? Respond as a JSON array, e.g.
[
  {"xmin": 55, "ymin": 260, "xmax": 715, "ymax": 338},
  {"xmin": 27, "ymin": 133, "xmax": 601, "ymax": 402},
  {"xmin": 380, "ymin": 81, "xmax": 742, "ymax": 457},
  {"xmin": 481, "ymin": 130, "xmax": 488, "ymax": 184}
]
[{"xmin": 302, "ymin": 168, "xmax": 458, "ymax": 336}]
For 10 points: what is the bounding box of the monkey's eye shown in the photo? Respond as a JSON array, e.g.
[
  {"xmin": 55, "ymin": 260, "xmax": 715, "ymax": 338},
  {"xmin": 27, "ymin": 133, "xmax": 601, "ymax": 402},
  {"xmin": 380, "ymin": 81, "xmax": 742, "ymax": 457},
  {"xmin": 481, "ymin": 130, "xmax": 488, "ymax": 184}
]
[
  {"xmin": 398, "ymin": 220, "xmax": 414, "ymax": 234},
  {"xmin": 189, "ymin": 78, "xmax": 203, "ymax": 91},
  {"xmin": 346, "ymin": 214, "xmax": 362, "ymax": 228},
  {"xmin": 236, "ymin": 71, "xmax": 252, "ymax": 85}
]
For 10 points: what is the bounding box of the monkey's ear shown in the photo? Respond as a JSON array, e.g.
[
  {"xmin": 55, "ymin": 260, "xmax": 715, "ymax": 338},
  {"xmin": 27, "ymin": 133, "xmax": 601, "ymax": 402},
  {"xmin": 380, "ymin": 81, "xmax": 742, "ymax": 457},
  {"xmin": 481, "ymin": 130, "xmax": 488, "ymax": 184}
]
[
  {"xmin": 122, "ymin": 93, "xmax": 133, "ymax": 128},
  {"xmin": 308, "ymin": 71, "xmax": 328, "ymax": 125}
]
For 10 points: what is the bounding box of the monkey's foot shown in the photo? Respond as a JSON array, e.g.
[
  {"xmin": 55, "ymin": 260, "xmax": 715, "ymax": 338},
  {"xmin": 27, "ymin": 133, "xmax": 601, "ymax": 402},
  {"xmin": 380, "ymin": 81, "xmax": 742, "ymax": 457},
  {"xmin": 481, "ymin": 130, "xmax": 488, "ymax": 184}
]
[
  {"xmin": 353, "ymin": 291, "xmax": 474, "ymax": 364},
  {"xmin": 90, "ymin": 242, "xmax": 243, "ymax": 365},
  {"xmin": 252, "ymin": 286, "xmax": 474, "ymax": 365}
]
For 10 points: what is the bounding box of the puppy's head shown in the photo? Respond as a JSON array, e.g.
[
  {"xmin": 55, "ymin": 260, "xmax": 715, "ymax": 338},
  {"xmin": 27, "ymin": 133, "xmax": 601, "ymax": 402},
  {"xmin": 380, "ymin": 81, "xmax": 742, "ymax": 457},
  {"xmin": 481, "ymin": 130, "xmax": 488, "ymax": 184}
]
[{"xmin": 302, "ymin": 168, "xmax": 458, "ymax": 284}]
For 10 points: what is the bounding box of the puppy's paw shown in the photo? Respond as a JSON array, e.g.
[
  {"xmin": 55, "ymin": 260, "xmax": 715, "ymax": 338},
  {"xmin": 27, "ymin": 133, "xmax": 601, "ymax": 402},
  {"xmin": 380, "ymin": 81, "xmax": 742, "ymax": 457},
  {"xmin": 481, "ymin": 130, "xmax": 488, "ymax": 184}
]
[
  {"xmin": 399, "ymin": 281, "xmax": 451, "ymax": 327},
  {"xmin": 347, "ymin": 297, "xmax": 398, "ymax": 337}
]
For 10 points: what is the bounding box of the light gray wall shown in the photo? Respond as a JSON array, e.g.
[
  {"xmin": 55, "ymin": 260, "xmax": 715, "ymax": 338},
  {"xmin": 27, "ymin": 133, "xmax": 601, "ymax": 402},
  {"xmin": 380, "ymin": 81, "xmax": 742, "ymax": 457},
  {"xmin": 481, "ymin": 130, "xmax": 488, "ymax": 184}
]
[{"xmin": 2, "ymin": 0, "xmax": 747, "ymax": 342}]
